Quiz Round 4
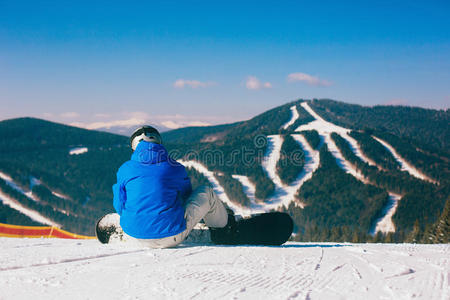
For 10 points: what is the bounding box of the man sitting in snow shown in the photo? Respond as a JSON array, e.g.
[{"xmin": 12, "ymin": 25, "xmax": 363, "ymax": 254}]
[{"xmin": 113, "ymin": 125, "xmax": 234, "ymax": 248}]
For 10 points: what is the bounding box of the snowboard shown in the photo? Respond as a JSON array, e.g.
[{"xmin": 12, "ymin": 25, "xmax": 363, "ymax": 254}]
[
  {"xmin": 95, "ymin": 212, "xmax": 294, "ymax": 246},
  {"xmin": 210, "ymin": 212, "xmax": 294, "ymax": 246}
]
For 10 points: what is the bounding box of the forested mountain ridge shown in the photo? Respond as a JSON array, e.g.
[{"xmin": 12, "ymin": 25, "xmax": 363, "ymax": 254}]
[
  {"xmin": 0, "ymin": 99, "xmax": 448, "ymax": 243},
  {"xmin": 309, "ymin": 99, "xmax": 450, "ymax": 152}
]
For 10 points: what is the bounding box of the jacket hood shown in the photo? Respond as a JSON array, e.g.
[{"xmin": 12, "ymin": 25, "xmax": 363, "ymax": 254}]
[{"xmin": 131, "ymin": 141, "xmax": 168, "ymax": 164}]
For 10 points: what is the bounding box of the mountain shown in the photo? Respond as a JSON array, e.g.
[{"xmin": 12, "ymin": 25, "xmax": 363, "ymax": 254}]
[{"xmin": 0, "ymin": 100, "xmax": 448, "ymax": 243}]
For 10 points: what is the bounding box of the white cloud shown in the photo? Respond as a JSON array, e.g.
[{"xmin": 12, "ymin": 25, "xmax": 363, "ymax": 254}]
[
  {"xmin": 187, "ymin": 121, "xmax": 211, "ymax": 127},
  {"xmin": 173, "ymin": 79, "xmax": 215, "ymax": 89},
  {"xmin": 287, "ymin": 72, "xmax": 332, "ymax": 87},
  {"xmin": 161, "ymin": 121, "xmax": 181, "ymax": 129},
  {"xmin": 161, "ymin": 120, "xmax": 211, "ymax": 129},
  {"xmin": 71, "ymin": 118, "xmax": 146, "ymax": 130},
  {"xmin": 60, "ymin": 112, "xmax": 80, "ymax": 118},
  {"xmin": 245, "ymin": 76, "xmax": 272, "ymax": 90}
]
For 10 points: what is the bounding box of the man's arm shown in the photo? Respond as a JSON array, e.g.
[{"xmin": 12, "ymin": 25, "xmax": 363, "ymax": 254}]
[
  {"xmin": 112, "ymin": 173, "xmax": 126, "ymax": 215},
  {"xmin": 179, "ymin": 167, "xmax": 192, "ymax": 200}
]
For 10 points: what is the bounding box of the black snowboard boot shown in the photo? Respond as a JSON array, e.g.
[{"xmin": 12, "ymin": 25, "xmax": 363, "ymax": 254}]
[{"xmin": 209, "ymin": 209, "xmax": 238, "ymax": 244}]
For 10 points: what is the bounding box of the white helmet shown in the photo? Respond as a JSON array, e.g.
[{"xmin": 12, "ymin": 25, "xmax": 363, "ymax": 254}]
[{"xmin": 130, "ymin": 125, "xmax": 162, "ymax": 150}]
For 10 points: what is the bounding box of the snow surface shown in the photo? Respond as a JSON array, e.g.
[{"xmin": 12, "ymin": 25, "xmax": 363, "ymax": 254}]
[
  {"xmin": 69, "ymin": 147, "xmax": 88, "ymax": 155},
  {"xmin": 372, "ymin": 136, "xmax": 435, "ymax": 183},
  {"xmin": 0, "ymin": 238, "xmax": 448, "ymax": 300},
  {"xmin": 281, "ymin": 105, "xmax": 300, "ymax": 130}
]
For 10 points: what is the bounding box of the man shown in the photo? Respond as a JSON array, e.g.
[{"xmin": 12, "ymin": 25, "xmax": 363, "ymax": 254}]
[{"xmin": 113, "ymin": 125, "xmax": 234, "ymax": 248}]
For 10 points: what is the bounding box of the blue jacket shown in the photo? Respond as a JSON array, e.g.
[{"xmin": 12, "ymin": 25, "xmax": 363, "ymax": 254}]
[{"xmin": 113, "ymin": 141, "xmax": 192, "ymax": 239}]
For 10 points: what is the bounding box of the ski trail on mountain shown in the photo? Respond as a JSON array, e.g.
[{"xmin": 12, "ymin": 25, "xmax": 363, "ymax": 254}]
[
  {"xmin": 372, "ymin": 136, "xmax": 435, "ymax": 183},
  {"xmin": 281, "ymin": 105, "xmax": 299, "ymax": 130},
  {"xmin": 260, "ymin": 134, "xmax": 320, "ymax": 210},
  {"xmin": 340, "ymin": 133, "xmax": 379, "ymax": 167},
  {"xmin": 261, "ymin": 135, "xmax": 285, "ymax": 189},
  {"xmin": 0, "ymin": 171, "xmax": 38, "ymax": 202},
  {"xmin": 178, "ymin": 160, "xmax": 254, "ymax": 216},
  {"xmin": 0, "ymin": 190, "xmax": 58, "ymax": 226},
  {"xmin": 231, "ymin": 175, "xmax": 257, "ymax": 205},
  {"xmin": 370, "ymin": 193, "xmax": 402, "ymax": 234},
  {"xmin": 295, "ymin": 102, "xmax": 408, "ymax": 234},
  {"xmin": 0, "ymin": 171, "xmax": 59, "ymax": 226},
  {"xmin": 324, "ymin": 134, "xmax": 369, "ymax": 183}
]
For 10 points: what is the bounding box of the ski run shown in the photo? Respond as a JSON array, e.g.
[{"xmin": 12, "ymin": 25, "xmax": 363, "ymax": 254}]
[
  {"xmin": 0, "ymin": 171, "xmax": 70, "ymax": 226},
  {"xmin": 281, "ymin": 105, "xmax": 300, "ymax": 130},
  {"xmin": 371, "ymin": 136, "xmax": 436, "ymax": 183},
  {"xmin": 0, "ymin": 238, "xmax": 448, "ymax": 300}
]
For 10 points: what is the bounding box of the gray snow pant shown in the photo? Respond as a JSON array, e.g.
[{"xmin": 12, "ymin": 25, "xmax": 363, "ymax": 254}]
[{"xmin": 136, "ymin": 185, "xmax": 228, "ymax": 249}]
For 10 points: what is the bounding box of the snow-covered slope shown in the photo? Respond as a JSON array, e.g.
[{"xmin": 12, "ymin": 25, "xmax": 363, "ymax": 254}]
[{"xmin": 0, "ymin": 238, "xmax": 448, "ymax": 300}]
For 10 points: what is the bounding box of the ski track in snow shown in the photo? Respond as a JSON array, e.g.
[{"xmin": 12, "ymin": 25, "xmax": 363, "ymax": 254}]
[
  {"xmin": 281, "ymin": 105, "xmax": 300, "ymax": 130},
  {"xmin": 372, "ymin": 136, "xmax": 435, "ymax": 183},
  {"xmin": 0, "ymin": 238, "xmax": 448, "ymax": 300}
]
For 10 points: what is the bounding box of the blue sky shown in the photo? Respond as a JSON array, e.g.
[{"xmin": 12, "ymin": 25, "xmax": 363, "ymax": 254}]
[{"xmin": 1, "ymin": 1, "xmax": 449, "ymax": 130}]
